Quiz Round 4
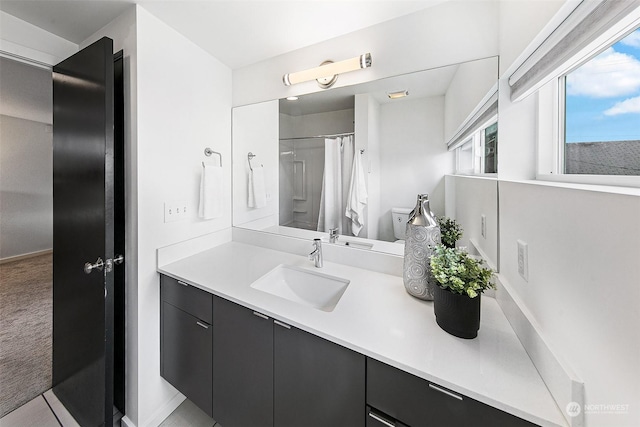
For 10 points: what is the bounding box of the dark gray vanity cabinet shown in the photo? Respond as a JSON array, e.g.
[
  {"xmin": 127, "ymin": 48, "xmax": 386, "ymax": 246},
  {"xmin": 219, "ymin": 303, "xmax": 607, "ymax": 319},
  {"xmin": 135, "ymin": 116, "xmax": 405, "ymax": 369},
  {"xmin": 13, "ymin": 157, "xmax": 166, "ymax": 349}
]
[
  {"xmin": 211, "ymin": 295, "xmax": 365, "ymax": 427},
  {"xmin": 160, "ymin": 275, "xmax": 213, "ymax": 418},
  {"xmin": 212, "ymin": 296, "xmax": 274, "ymax": 427},
  {"xmin": 367, "ymin": 358, "xmax": 536, "ymax": 427},
  {"xmin": 274, "ymin": 320, "xmax": 366, "ymax": 427},
  {"xmin": 158, "ymin": 274, "xmax": 535, "ymax": 427}
]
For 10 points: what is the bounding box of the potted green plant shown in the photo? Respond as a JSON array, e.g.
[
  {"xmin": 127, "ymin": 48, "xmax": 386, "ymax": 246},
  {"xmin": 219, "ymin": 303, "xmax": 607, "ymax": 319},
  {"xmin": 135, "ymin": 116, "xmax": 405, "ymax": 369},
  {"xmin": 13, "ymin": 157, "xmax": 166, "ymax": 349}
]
[
  {"xmin": 437, "ymin": 216, "xmax": 462, "ymax": 249},
  {"xmin": 429, "ymin": 245, "xmax": 495, "ymax": 339}
]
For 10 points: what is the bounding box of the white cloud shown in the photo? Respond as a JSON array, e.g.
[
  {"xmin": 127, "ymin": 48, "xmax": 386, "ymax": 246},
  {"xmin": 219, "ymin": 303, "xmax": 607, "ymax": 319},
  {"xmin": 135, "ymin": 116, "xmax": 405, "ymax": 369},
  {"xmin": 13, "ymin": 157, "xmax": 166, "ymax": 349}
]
[
  {"xmin": 620, "ymin": 30, "xmax": 640, "ymax": 48},
  {"xmin": 566, "ymin": 47, "xmax": 640, "ymax": 98},
  {"xmin": 604, "ymin": 95, "xmax": 640, "ymax": 116}
]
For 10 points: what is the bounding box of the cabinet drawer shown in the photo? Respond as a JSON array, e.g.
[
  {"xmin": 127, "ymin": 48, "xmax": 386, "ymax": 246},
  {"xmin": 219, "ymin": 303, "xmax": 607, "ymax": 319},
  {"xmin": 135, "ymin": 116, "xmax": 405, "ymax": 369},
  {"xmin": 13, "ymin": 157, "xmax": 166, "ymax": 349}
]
[
  {"xmin": 366, "ymin": 358, "xmax": 536, "ymax": 427},
  {"xmin": 160, "ymin": 274, "xmax": 212, "ymax": 323}
]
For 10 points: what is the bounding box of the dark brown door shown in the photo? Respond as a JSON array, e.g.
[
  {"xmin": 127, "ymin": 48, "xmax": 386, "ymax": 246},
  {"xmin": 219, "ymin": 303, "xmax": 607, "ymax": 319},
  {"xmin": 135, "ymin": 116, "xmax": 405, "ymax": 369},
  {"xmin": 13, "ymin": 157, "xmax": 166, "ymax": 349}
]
[{"xmin": 52, "ymin": 37, "xmax": 115, "ymax": 427}]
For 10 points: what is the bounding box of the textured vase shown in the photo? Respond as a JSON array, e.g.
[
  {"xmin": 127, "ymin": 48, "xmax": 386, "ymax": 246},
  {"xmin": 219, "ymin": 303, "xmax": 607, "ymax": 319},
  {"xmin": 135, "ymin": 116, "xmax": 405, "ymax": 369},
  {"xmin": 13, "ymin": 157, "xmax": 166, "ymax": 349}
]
[{"xmin": 403, "ymin": 194, "xmax": 441, "ymax": 300}]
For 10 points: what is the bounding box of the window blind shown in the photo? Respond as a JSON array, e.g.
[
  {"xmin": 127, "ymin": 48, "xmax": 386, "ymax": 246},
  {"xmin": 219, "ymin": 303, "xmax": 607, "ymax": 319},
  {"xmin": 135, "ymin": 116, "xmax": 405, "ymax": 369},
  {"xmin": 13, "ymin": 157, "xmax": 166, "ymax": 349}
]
[
  {"xmin": 509, "ymin": 0, "xmax": 640, "ymax": 102},
  {"xmin": 446, "ymin": 87, "xmax": 498, "ymax": 151}
]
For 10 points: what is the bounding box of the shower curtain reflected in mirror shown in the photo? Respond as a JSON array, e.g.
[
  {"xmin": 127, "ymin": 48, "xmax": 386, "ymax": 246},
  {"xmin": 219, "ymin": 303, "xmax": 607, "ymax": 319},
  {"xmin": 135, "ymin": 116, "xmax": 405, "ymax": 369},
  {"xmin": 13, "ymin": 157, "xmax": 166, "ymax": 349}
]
[{"xmin": 318, "ymin": 136, "xmax": 354, "ymax": 235}]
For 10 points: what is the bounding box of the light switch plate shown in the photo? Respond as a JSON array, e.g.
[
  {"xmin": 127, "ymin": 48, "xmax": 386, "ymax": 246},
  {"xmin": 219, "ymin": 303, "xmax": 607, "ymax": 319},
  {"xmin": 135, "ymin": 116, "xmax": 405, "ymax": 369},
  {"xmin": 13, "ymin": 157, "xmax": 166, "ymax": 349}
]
[
  {"xmin": 517, "ymin": 239, "xmax": 529, "ymax": 282},
  {"xmin": 164, "ymin": 201, "xmax": 188, "ymax": 223}
]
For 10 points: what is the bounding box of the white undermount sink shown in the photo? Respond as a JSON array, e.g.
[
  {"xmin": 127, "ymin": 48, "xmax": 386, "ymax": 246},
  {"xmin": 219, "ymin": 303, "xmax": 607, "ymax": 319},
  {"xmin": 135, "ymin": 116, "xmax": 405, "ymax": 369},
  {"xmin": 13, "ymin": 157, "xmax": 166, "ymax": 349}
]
[{"xmin": 250, "ymin": 264, "xmax": 350, "ymax": 312}]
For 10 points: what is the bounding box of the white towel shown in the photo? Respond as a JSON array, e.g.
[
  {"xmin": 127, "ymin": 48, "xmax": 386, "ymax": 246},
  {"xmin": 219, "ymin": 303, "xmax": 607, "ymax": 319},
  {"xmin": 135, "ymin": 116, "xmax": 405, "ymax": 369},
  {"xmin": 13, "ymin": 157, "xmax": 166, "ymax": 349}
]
[
  {"xmin": 345, "ymin": 152, "xmax": 368, "ymax": 236},
  {"xmin": 248, "ymin": 166, "xmax": 267, "ymax": 208},
  {"xmin": 198, "ymin": 162, "xmax": 223, "ymax": 219}
]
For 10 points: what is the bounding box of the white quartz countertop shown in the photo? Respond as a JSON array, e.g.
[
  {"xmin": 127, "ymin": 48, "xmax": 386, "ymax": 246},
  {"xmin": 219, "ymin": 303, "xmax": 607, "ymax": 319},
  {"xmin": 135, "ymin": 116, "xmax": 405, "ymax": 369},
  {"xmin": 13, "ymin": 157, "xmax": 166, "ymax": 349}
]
[{"xmin": 158, "ymin": 242, "xmax": 566, "ymax": 427}]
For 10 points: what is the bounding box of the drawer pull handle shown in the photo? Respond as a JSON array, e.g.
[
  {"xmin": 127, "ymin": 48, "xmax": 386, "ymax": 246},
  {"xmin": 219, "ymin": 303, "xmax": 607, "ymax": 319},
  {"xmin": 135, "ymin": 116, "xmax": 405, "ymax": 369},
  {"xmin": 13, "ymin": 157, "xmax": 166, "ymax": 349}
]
[
  {"xmin": 253, "ymin": 311, "xmax": 269, "ymax": 320},
  {"xmin": 177, "ymin": 280, "xmax": 189, "ymax": 287},
  {"xmin": 368, "ymin": 410, "xmax": 395, "ymax": 427},
  {"xmin": 274, "ymin": 320, "xmax": 291, "ymax": 329},
  {"xmin": 429, "ymin": 383, "xmax": 463, "ymax": 401},
  {"xmin": 196, "ymin": 321, "xmax": 210, "ymax": 329}
]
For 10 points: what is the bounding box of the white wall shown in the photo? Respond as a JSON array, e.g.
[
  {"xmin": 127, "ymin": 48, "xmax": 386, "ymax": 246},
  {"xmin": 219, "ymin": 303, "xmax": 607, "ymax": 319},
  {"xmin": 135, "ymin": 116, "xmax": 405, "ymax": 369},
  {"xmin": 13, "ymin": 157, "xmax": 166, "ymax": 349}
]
[
  {"xmin": 135, "ymin": 8, "xmax": 231, "ymax": 425},
  {"xmin": 498, "ymin": 0, "xmax": 565, "ymax": 76},
  {"xmin": 354, "ymin": 94, "xmax": 381, "ymax": 240},
  {"xmin": 499, "ymin": 182, "xmax": 640, "ymax": 426},
  {"xmin": 0, "ymin": 115, "xmax": 52, "ymax": 259},
  {"xmin": 232, "ymin": 100, "xmax": 279, "ymax": 228},
  {"xmin": 488, "ymin": 1, "xmax": 640, "ymax": 425},
  {"xmin": 233, "ymin": 0, "xmax": 499, "ymax": 106},
  {"xmin": 378, "ymin": 96, "xmax": 453, "ymax": 242},
  {"xmin": 444, "ymin": 57, "xmax": 499, "ymax": 142},
  {"xmin": 444, "ymin": 175, "xmax": 498, "ymax": 269}
]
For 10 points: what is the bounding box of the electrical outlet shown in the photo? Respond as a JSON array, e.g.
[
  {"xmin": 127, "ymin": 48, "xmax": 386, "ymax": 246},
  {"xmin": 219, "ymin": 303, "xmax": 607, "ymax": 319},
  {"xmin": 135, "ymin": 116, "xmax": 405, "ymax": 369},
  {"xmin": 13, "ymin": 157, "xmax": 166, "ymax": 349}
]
[
  {"xmin": 517, "ymin": 240, "xmax": 529, "ymax": 282},
  {"xmin": 481, "ymin": 214, "xmax": 486, "ymax": 239},
  {"xmin": 164, "ymin": 201, "xmax": 188, "ymax": 223}
]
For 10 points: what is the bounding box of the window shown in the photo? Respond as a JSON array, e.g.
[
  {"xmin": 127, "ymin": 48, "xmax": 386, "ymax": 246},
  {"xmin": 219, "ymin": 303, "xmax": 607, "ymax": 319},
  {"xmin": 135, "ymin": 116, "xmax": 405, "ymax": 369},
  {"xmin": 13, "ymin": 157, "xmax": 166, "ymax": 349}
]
[
  {"xmin": 455, "ymin": 119, "xmax": 498, "ymax": 175},
  {"xmin": 561, "ymin": 27, "xmax": 640, "ymax": 176}
]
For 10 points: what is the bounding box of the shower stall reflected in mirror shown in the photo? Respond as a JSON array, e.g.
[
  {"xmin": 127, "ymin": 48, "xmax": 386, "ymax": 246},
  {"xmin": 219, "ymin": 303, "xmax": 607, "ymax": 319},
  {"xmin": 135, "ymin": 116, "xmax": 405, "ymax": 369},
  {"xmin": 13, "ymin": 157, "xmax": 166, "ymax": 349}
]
[{"xmin": 279, "ymin": 138, "xmax": 325, "ymax": 230}]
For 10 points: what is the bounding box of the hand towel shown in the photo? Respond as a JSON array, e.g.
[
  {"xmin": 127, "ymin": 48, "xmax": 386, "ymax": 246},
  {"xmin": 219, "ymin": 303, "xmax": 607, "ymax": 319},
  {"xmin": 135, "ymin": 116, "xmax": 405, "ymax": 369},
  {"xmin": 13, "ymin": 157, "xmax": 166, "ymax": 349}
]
[
  {"xmin": 248, "ymin": 166, "xmax": 267, "ymax": 208},
  {"xmin": 345, "ymin": 152, "xmax": 368, "ymax": 236},
  {"xmin": 198, "ymin": 162, "xmax": 224, "ymax": 219}
]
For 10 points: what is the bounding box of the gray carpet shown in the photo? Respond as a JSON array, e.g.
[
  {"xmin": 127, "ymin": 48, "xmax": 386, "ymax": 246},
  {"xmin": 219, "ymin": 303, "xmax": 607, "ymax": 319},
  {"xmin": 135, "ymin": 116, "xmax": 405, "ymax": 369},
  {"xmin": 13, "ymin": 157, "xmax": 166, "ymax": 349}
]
[{"xmin": 0, "ymin": 253, "xmax": 53, "ymax": 417}]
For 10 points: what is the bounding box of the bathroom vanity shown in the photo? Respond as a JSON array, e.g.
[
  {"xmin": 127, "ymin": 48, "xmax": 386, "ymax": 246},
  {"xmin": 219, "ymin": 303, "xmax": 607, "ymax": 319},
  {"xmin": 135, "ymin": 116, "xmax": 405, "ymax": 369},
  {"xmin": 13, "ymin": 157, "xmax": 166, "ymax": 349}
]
[{"xmin": 158, "ymin": 241, "xmax": 567, "ymax": 427}]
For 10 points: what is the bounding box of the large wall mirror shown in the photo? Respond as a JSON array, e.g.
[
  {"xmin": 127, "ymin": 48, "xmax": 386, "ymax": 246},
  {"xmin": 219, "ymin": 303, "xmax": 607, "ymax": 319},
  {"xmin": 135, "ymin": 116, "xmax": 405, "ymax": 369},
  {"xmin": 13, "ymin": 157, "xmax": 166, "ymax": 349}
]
[{"xmin": 232, "ymin": 56, "xmax": 498, "ymax": 256}]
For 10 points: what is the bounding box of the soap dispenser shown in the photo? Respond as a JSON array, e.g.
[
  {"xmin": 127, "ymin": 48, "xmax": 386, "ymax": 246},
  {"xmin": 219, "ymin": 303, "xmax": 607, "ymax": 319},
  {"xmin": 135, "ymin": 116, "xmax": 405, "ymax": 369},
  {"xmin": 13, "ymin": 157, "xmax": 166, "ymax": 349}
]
[{"xmin": 403, "ymin": 194, "xmax": 441, "ymax": 300}]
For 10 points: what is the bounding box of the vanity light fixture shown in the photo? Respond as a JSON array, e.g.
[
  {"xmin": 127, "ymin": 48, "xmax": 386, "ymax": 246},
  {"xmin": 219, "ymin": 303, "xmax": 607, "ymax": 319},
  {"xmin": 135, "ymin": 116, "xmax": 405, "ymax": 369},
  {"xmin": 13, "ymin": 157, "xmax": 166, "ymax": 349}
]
[
  {"xmin": 286, "ymin": 96, "xmax": 299, "ymax": 101},
  {"xmin": 283, "ymin": 53, "xmax": 372, "ymax": 89},
  {"xmin": 387, "ymin": 90, "xmax": 409, "ymax": 99}
]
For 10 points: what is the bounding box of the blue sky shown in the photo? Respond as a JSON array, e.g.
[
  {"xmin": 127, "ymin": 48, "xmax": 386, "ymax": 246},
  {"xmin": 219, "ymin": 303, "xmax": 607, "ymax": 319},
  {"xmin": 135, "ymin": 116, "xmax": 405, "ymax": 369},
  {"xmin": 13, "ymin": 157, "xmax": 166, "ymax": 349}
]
[{"xmin": 565, "ymin": 29, "xmax": 640, "ymax": 143}]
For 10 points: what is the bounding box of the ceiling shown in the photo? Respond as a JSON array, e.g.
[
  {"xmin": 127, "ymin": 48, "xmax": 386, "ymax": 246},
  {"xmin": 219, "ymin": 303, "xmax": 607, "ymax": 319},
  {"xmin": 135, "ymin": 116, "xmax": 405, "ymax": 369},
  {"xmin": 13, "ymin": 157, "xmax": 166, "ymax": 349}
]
[{"xmin": 0, "ymin": 0, "xmax": 447, "ymax": 69}]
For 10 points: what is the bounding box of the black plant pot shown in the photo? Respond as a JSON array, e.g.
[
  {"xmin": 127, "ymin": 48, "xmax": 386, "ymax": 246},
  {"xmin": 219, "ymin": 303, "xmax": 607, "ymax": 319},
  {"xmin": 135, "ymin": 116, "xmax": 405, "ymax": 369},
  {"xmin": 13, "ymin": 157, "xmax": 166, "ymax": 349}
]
[{"xmin": 433, "ymin": 285, "xmax": 481, "ymax": 339}]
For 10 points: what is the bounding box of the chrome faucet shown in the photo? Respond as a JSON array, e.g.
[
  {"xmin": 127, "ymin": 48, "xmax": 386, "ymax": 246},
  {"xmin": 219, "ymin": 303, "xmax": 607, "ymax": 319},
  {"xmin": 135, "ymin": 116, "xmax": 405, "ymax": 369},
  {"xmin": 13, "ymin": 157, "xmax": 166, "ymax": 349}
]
[
  {"xmin": 309, "ymin": 238, "xmax": 323, "ymax": 268},
  {"xmin": 329, "ymin": 228, "xmax": 339, "ymax": 243}
]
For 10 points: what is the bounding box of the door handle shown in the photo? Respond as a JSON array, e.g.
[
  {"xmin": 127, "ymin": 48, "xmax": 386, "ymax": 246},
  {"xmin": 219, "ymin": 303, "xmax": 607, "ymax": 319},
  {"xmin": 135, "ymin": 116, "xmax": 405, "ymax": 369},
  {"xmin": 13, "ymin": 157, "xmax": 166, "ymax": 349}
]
[
  {"xmin": 274, "ymin": 320, "xmax": 291, "ymax": 329},
  {"xmin": 429, "ymin": 383, "xmax": 463, "ymax": 401},
  {"xmin": 368, "ymin": 410, "xmax": 396, "ymax": 427},
  {"xmin": 85, "ymin": 255, "xmax": 124, "ymax": 275},
  {"xmin": 84, "ymin": 257, "xmax": 104, "ymax": 274},
  {"xmin": 196, "ymin": 321, "xmax": 210, "ymax": 329}
]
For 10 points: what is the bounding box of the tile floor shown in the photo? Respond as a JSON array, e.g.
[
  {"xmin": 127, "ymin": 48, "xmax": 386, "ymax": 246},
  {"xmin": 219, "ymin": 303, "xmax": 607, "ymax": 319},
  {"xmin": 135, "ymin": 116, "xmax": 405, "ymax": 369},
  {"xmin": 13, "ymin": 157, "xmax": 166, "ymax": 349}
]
[{"xmin": 0, "ymin": 392, "xmax": 215, "ymax": 427}]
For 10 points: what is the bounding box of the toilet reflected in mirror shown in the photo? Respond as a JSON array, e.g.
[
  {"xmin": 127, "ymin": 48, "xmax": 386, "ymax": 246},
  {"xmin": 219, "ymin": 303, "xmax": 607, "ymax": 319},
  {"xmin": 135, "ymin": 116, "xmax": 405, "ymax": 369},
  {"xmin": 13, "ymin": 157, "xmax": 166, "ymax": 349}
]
[
  {"xmin": 391, "ymin": 207, "xmax": 412, "ymax": 244},
  {"xmin": 232, "ymin": 56, "xmax": 499, "ymax": 256}
]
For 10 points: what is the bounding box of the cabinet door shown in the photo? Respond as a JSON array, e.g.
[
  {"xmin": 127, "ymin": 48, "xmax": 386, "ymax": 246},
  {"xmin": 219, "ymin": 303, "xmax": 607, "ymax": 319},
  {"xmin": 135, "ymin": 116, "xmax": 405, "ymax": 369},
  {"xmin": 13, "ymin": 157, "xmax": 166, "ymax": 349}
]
[
  {"xmin": 161, "ymin": 302, "xmax": 212, "ymax": 417},
  {"xmin": 212, "ymin": 297, "xmax": 274, "ymax": 427},
  {"xmin": 274, "ymin": 321, "xmax": 365, "ymax": 427}
]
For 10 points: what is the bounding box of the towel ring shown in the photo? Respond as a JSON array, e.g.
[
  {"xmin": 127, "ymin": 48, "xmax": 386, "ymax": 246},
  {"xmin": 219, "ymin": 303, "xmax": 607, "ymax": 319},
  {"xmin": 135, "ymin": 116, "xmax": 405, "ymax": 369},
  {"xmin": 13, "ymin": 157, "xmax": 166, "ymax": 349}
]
[
  {"xmin": 204, "ymin": 148, "xmax": 222, "ymax": 166},
  {"xmin": 248, "ymin": 152, "xmax": 262, "ymax": 171}
]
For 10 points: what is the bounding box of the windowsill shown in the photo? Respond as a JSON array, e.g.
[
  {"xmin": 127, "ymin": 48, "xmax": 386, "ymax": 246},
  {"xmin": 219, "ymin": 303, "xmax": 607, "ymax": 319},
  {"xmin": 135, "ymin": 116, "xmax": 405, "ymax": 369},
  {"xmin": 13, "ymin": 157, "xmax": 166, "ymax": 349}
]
[
  {"xmin": 514, "ymin": 174, "xmax": 640, "ymax": 196},
  {"xmin": 451, "ymin": 173, "xmax": 498, "ymax": 180}
]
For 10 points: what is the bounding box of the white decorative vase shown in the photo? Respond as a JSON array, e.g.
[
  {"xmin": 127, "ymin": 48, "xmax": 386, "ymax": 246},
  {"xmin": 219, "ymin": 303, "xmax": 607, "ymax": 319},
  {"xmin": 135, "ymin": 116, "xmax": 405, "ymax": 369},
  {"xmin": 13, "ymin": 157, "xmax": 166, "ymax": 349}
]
[{"xmin": 403, "ymin": 194, "xmax": 441, "ymax": 300}]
